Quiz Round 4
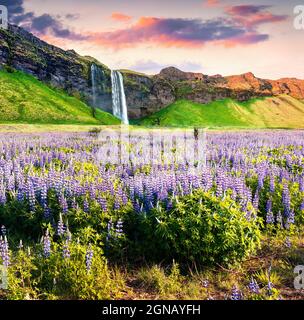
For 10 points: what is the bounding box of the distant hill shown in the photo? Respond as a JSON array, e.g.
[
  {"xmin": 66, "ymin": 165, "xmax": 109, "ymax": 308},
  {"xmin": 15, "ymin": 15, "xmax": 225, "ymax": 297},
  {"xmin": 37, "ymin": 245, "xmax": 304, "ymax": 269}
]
[
  {"xmin": 1, "ymin": 25, "xmax": 304, "ymax": 121},
  {"xmin": 0, "ymin": 70, "xmax": 120, "ymax": 125},
  {"xmin": 135, "ymin": 95, "xmax": 304, "ymax": 129}
]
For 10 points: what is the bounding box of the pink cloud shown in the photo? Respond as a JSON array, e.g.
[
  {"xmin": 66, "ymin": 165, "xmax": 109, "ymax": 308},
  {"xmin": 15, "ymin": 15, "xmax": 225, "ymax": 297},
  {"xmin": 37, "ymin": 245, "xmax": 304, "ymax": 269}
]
[
  {"xmin": 205, "ymin": 0, "xmax": 220, "ymax": 7},
  {"xmin": 29, "ymin": 5, "xmax": 288, "ymax": 51},
  {"xmin": 225, "ymin": 5, "xmax": 288, "ymax": 29},
  {"xmin": 88, "ymin": 16, "xmax": 247, "ymax": 49},
  {"xmin": 111, "ymin": 12, "xmax": 132, "ymax": 23},
  {"xmin": 216, "ymin": 33, "xmax": 269, "ymax": 48},
  {"xmin": 87, "ymin": 10, "xmax": 287, "ymax": 50}
]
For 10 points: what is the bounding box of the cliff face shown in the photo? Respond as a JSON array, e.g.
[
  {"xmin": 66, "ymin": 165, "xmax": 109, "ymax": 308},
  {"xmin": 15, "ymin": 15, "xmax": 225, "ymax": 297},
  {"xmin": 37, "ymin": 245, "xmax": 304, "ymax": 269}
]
[
  {"xmin": 0, "ymin": 25, "xmax": 303, "ymax": 120},
  {"xmin": 0, "ymin": 24, "xmax": 113, "ymax": 113},
  {"xmin": 122, "ymin": 67, "xmax": 304, "ymax": 116},
  {"xmin": 121, "ymin": 70, "xmax": 175, "ymax": 118}
]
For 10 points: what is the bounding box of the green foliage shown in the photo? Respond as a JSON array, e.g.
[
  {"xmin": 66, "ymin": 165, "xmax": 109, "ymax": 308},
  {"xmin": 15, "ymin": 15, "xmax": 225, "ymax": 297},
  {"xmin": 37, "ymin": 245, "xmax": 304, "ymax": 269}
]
[
  {"xmin": 136, "ymin": 96, "xmax": 304, "ymax": 128},
  {"xmin": 0, "ymin": 70, "xmax": 120, "ymax": 125},
  {"xmin": 6, "ymin": 239, "xmax": 125, "ymax": 300},
  {"xmin": 125, "ymin": 190, "xmax": 262, "ymax": 267},
  {"xmin": 7, "ymin": 248, "xmax": 38, "ymax": 300},
  {"xmin": 138, "ymin": 262, "xmax": 183, "ymax": 297}
]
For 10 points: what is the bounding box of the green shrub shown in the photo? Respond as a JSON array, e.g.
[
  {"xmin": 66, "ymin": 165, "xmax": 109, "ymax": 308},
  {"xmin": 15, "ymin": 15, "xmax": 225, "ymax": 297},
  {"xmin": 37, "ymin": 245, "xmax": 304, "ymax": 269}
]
[
  {"xmin": 126, "ymin": 190, "xmax": 262, "ymax": 267},
  {"xmin": 35, "ymin": 241, "xmax": 125, "ymax": 300},
  {"xmin": 7, "ymin": 248, "xmax": 38, "ymax": 300},
  {"xmin": 6, "ymin": 239, "xmax": 125, "ymax": 300}
]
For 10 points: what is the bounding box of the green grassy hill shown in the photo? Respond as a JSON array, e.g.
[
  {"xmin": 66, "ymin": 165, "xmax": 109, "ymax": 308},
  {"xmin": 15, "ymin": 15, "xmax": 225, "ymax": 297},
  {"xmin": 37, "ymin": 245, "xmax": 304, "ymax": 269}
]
[
  {"xmin": 134, "ymin": 96, "xmax": 304, "ymax": 129},
  {"xmin": 0, "ymin": 70, "xmax": 120, "ymax": 125}
]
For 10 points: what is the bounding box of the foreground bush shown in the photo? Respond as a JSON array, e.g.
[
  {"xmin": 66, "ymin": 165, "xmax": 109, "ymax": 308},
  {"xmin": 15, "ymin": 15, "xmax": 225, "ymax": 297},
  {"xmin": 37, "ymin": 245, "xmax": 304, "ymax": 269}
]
[
  {"xmin": 125, "ymin": 190, "xmax": 262, "ymax": 266},
  {"xmin": 5, "ymin": 238, "xmax": 125, "ymax": 300}
]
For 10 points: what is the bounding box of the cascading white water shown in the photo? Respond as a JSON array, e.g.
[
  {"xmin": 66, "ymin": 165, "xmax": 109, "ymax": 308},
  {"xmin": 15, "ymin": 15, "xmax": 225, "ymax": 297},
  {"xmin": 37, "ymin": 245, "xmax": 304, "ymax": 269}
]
[
  {"xmin": 91, "ymin": 64, "xmax": 98, "ymax": 106},
  {"xmin": 111, "ymin": 70, "xmax": 129, "ymax": 125}
]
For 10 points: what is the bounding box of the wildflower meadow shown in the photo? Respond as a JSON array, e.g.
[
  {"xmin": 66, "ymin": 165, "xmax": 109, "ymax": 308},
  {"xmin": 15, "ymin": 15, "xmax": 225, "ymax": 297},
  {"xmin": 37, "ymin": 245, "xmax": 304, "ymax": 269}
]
[{"xmin": 0, "ymin": 129, "xmax": 304, "ymax": 300}]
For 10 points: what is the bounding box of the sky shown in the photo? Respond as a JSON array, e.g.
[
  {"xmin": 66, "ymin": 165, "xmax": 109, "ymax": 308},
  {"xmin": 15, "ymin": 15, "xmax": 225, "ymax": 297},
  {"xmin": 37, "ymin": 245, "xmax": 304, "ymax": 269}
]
[{"xmin": 3, "ymin": 0, "xmax": 304, "ymax": 79}]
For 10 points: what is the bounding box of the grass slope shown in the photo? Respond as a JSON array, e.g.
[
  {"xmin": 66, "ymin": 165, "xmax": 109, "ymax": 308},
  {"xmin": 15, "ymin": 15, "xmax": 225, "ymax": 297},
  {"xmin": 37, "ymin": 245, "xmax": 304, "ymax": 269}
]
[
  {"xmin": 135, "ymin": 96, "xmax": 304, "ymax": 129},
  {"xmin": 0, "ymin": 70, "xmax": 120, "ymax": 125}
]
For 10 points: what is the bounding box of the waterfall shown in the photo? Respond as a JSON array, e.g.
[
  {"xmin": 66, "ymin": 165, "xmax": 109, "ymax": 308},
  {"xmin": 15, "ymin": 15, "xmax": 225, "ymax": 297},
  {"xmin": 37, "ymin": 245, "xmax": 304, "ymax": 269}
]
[
  {"xmin": 91, "ymin": 64, "xmax": 98, "ymax": 106},
  {"xmin": 111, "ymin": 70, "xmax": 129, "ymax": 125}
]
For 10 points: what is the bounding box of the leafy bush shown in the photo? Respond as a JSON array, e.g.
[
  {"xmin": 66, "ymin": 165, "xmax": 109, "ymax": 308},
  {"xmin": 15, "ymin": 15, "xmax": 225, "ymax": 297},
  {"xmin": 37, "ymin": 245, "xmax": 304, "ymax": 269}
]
[
  {"xmin": 6, "ymin": 237, "xmax": 125, "ymax": 300},
  {"xmin": 125, "ymin": 190, "xmax": 262, "ymax": 266}
]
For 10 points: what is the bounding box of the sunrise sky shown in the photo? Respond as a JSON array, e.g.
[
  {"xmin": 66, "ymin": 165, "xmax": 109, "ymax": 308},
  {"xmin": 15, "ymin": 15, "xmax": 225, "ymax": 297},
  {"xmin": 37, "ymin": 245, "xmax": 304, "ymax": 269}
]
[{"xmin": 4, "ymin": 0, "xmax": 304, "ymax": 79}]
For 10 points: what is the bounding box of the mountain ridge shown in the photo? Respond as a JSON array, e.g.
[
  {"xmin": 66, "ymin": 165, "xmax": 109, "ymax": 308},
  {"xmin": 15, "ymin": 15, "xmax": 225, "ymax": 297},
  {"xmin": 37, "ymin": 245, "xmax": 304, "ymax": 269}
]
[{"xmin": 0, "ymin": 24, "xmax": 304, "ymax": 120}]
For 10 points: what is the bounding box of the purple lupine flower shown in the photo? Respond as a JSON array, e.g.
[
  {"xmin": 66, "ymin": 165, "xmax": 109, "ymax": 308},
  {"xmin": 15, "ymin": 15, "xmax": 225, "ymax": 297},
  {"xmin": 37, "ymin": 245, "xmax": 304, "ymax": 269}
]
[
  {"xmin": 245, "ymin": 209, "xmax": 253, "ymax": 221},
  {"xmin": 216, "ymin": 176, "xmax": 223, "ymax": 198},
  {"xmin": 0, "ymin": 184, "xmax": 6, "ymax": 205},
  {"xmin": 269, "ymin": 175, "xmax": 275, "ymax": 193},
  {"xmin": 57, "ymin": 213, "xmax": 65, "ymax": 236},
  {"xmin": 230, "ymin": 285, "xmax": 242, "ymax": 300},
  {"xmin": 1, "ymin": 225, "xmax": 6, "ymax": 236},
  {"xmin": 266, "ymin": 200, "xmax": 274, "ymax": 224},
  {"xmin": 70, "ymin": 197, "xmax": 77, "ymax": 210},
  {"xmin": 98, "ymin": 196, "xmax": 107, "ymax": 212},
  {"xmin": 299, "ymin": 176, "xmax": 304, "ymax": 193},
  {"xmin": 59, "ymin": 195, "xmax": 68, "ymax": 215},
  {"xmin": 266, "ymin": 211, "xmax": 275, "ymax": 224},
  {"xmin": 0, "ymin": 236, "xmax": 10, "ymax": 267},
  {"xmin": 282, "ymin": 183, "xmax": 290, "ymax": 217},
  {"xmin": 43, "ymin": 229, "xmax": 51, "ymax": 258},
  {"xmin": 27, "ymin": 181, "xmax": 36, "ymax": 212},
  {"xmin": 285, "ymin": 236, "xmax": 291, "ymax": 248},
  {"xmin": 62, "ymin": 240, "xmax": 70, "ymax": 259},
  {"xmin": 258, "ymin": 174, "xmax": 264, "ymax": 190},
  {"xmin": 276, "ymin": 211, "xmax": 283, "ymax": 228},
  {"xmin": 253, "ymin": 191, "xmax": 259, "ymax": 211},
  {"xmin": 85, "ymin": 244, "xmax": 94, "ymax": 272},
  {"xmin": 0, "ymin": 237, "xmax": 3, "ymax": 257},
  {"xmin": 106, "ymin": 219, "xmax": 114, "ymax": 242},
  {"xmin": 113, "ymin": 197, "xmax": 121, "ymax": 211},
  {"xmin": 133, "ymin": 199, "xmax": 141, "ymax": 213},
  {"xmin": 286, "ymin": 210, "xmax": 295, "ymax": 225},
  {"xmin": 83, "ymin": 199, "xmax": 89, "ymax": 213},
  {"xmin": 115, "ymin": 219, "xmax": 124, "ymax": 238},
  {"xmin": 43, "ymin": 205, "xmax": 52, "ymax": 220},
  {"xmin": 267, "ymin": 281, "xmax": 274, "ymax": 296},
  {"xmin": 166, "ymin": 199, "xmax": 173, "ymax": 211},
  {"xmin": 266, "ymin": 199, "xmax": 272, "ymax": 213},
  {"xmin": 248, "ymin": 278, "xmax": 260, "ymax": 294},
  {"xmin": 17, "ymin": 188, "xmax": 24, "ymax": 202},
  {"xmin": 40, "ymin": 183, "xmax": 48, "ymax": 208}
]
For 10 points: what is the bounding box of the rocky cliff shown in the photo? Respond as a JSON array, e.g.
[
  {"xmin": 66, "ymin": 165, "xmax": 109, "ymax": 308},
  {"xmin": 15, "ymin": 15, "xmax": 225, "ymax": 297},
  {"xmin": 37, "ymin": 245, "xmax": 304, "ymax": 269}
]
[
  {"xmin": 0, "ymin": 25, "xmax": 303, "ymax": 120},
  {"xmin": 151, "ymin": 68, "xmax": 304, "ymax": 104},
  {"xmin": 0, "ymin": 24, "xmax": 113, "ymax": 113}
]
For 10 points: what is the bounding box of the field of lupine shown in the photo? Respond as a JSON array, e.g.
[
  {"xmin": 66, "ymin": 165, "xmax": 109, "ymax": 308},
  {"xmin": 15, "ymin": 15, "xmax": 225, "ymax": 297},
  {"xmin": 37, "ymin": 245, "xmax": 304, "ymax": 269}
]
[{"xmin": 0, "ymin": 129, "xmax": 304, "ymax": 300}]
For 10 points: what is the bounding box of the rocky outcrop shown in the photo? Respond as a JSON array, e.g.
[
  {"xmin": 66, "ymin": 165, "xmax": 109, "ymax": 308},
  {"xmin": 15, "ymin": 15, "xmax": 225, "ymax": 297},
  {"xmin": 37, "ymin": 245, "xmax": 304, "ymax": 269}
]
[
  {"xmin": 143, "ymin": 67, "xmax": 304, "ymax": 108},
  {"xmin": 0, "ymin": 25, "xmax": 303, "ymax": 120},
  {"xmin": 220, "ymin": 72, "xmax": 304, "ymax": 100},
  {"xmin": 158, "ymin": 66, "xmax": 205, "ymax": 81},
  {"xmin": 0, "ymin": 24, "xmax": 113, "ymax": 113},
  {"xmin": 122, "ymin": 70, "xmax": 175, "ymax": 118}
]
